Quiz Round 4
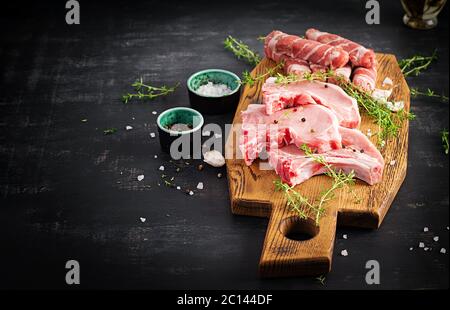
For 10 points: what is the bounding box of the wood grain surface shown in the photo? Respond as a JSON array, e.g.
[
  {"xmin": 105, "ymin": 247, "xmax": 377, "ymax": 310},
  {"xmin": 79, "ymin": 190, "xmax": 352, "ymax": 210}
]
[{"xmin": 225, "ymin": 54, "xmax": 410, "ymax": 277}]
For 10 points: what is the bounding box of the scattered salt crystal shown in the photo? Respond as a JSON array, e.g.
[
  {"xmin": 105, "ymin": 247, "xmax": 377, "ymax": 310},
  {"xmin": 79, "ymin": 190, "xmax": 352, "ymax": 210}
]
[
  {"xmin": 189, "ymin": 190, "xmax": 194, "ymax": 196},
  {"xmin": 202, "ymin": 130, "xmax": 211, "ymax": 136},
  {"xmin": 126, "ymin": 125, "xmax": 133, "ymax": 130},
  {"xmin": 132, "ymin": 117, "xmax": 135, "ymax": 120},
  {"xmin": 152, "ymin": 111, "xmax": 158, "ymax": 115},
  {"xmin": 372, "ymin": 88, "xmax": 392, "ymax": 102},
  {"xmin": 433, "ymin": 236, "xmax": 439, "ymax": 242},
  {"xmin": 217, "ymin": 173, "xmax": 223, "ymax": 178},
  {"xmin": 419, "ymin": 242, "xmax": 425, "ymax": 248},
  {"xmin": 423, "ymin": 227, "xmax": 429, "ymax": 232},
  {"xmin": 150, "ymin": 132, "xmax": 156, "ymax": 138},
  {"xmin": 440, "ymin": 248, "xmax": 447, "ymax": 254},
  {"xmin": 137, "ymin": 175, "xmax": 145, "ymax": 181},
  {"xmin": 154, "ymin": 155, "xmax": 158, "ymax": 159},
  {"xmin": 139, "ymin": 217, "xmax": 146, "ymax": 223},
  {"xmin": 409, "ymin": 247, "xmax": 414, "ymax": 251},
  {"xmin": 341, "ymin": 249, "xmax": 348, "ymax": 256},
  {"xmin": 343, "ymin": 234, "xmax": 348, "ymax": 239},
  {"xmin": 159, "ymin": 166, "xmax": 165, "ymax": 171},
  {"xmin": 390, "ymin": 160, "xmax": 396, "ymax": 166},
  {"xmin": 424, "ymin": 247, "xmax": 429, "ymax": 251},
  {"xmin": 382, "ymin": 77, "xmax": 393, "ymax": 87},
  {"xmin": 203, "ymin": 150, "xmax": 225, "ymax": 167},
  {"xmin": 385, "ymin": 101, "xmax": 404, "ymax": 112},
  {"xmin": 196, "ymin": 82, "xmax": 233, "ymax": 97},
  {"xmin": 176, "ymin": 186, "xmax": 181, "ymax": 190},
  {"xmin": 196, "ymin": 182, "xmax": 204, "ymax": 190},
  {"xmin": 447, "ymin": 226, "xmax": 449, "ymax": 230}
]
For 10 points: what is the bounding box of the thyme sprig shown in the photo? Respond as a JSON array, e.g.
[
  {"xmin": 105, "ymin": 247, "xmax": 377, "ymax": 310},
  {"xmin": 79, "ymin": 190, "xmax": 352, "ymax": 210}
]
[
  {"xmin": 316, "ymin": 275, "xmax": 326, "ymax": 286},
  {"xmin": 224, "ymin": 36, "xmax": 261, "ymax": 66},
  {"xmin": 399, "ymin": 50, "xmax": 437, "ymax": 77},
  {"xmin": 103, "ymin": 128, "xmax": 117, "ymax": 135},
  {"xmin": 274, "ymin": 70, "xmax": 415, "ymax": 146},
  {"xmin": 442, "ymin": 129, "xmax": 449, "ymax": 155},
  {"xmin": 241, "ymin": 61, "xmax": 284, "ymax": 86},
  {"xmin": 122, "ymin": 77, "xmax": 179, "ymax": 104},
  {"xmin": 257, "ymin": 36, "xmax": 266, "ymax": 42},
  {"xmin": 274, "ymin": 180, "xmax": 325, "ymax": 225},
  {"xmin": 411, "ymin": 87, "xmax": 449, "ymax": 102},
  {"xmin": 274, "ymin": 144, "xmax": 358, "ymax": 225},
  {"xmin": 339, "ymin": 80, "xmax": 415, "ymax": 145},
  {"xmin": 301, "ymin": 144, "xmax": 359, "ymax": 208}
]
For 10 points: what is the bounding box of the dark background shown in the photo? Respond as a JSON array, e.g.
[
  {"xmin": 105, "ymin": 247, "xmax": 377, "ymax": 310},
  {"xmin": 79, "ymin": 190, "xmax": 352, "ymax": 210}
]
[{"xmin": 0, "ymin": 0, "xmax": 448, "ymax": 289}]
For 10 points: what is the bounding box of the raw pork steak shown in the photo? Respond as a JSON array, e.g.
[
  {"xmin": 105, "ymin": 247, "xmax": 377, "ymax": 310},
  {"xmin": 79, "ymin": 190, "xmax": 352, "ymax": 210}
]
[
  {"xmin": 240, "ymin": 104, "xmax": 342, "ymax": 165},
  {"xmin": 268, "ymin": 126, "xmax": 384, "ymax": 186},
  {"xmin": 262, "ymin": 77, "xmax": 361, "ymax": 128}
]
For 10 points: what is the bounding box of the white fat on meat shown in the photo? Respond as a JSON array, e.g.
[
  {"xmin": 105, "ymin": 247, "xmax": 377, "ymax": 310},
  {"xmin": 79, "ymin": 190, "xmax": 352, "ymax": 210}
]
[
  {"xmin": 262, "ymin": 77, "xmax": 361, "ymax": 128},
  {"xmin": 268, "ymin": 126, "xmax": 384, "ymax": 186},
  {"xmin": 239, "ymin": 104, "xmax": 342, "ymax": 165}
]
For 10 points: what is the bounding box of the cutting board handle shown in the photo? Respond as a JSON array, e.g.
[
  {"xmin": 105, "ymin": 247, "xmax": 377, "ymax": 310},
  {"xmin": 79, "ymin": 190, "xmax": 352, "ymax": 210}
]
[{"xmin": 259, "ymin": 198, "xmax": 338, "ymax": 277}]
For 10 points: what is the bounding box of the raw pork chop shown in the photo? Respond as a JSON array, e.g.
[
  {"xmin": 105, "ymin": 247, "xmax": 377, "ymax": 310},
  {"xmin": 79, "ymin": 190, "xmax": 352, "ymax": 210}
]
[
  {"xmin": 268, "ymin": 126, "xmax": 384, "ymax": 186},
  {"xmin": 264, "ymin": 30, "xmax": 349, "ymax": 69},
  {"xmin": 305, "ymin": 28, "xmax": 376, "ymax": 68},
  {"xmin": 262, "ymin": 77, "xmax": 361, "ymax": 128},
  {"xmin": 240, "ymin": 104, "xmax": 342, "ymax": 165}
]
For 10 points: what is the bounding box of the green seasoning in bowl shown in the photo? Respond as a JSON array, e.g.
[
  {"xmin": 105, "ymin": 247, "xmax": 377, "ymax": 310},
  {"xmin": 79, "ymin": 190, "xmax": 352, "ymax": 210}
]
[{"xmin": 187, "ymin": 69, "xmax": 241, "ymax": 114}]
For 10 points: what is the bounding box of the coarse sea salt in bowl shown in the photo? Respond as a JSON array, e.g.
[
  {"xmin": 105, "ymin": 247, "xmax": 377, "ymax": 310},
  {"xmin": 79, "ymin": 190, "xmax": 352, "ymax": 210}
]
[{"xmin": 187, "ymin": 69, "xmax": 241, "ymax": 114}]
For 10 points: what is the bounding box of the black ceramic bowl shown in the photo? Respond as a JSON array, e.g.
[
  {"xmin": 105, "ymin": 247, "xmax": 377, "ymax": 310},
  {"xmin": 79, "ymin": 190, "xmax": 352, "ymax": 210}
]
[
  {"xmin": 156, "ymin": 107, "xmax": 204, "ymax": 157},
  {"xmin": 187, "ymin": 69, "xmax": 241, "ymax": 115}
]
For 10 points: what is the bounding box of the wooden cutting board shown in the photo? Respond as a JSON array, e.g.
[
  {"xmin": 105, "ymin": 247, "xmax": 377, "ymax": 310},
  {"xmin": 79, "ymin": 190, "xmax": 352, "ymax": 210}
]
[{"xmin": 225, "ymin": 54, "xmax": 410, "ymax": 277}]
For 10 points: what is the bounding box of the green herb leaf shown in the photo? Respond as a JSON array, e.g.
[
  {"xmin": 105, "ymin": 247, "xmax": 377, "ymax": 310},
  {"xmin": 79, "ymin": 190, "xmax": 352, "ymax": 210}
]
[
  {"xmin": 442, "ymin": 129, "xmax": 449, "ymax": 155},
  {"xmin": 103, "ymin": 128, "xmax": 117, "ymax": 135},
  {"xmin": 411, "ymin": 87, "xmax": 449, "ymax": 102},
  {"xmin": 224, "ymin": 36, "xmax": 261, "ymax": 66},
  {"xmin": 122, "ymin": 78, "xmax": 179, "ymax": 104},
  {"xmin": 241, "ymin": 61, "xmax": 284, "ymax": 86},
  {"xmin": 398, "ymin": 50, "xmax": 437, "ymax": 77}
]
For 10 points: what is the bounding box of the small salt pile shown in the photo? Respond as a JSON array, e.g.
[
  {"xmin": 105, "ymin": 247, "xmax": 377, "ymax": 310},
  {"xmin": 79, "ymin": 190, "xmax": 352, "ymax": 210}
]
[{"xmin": 196, "ymin": 82, "xmax": 233, "ymax": 97}]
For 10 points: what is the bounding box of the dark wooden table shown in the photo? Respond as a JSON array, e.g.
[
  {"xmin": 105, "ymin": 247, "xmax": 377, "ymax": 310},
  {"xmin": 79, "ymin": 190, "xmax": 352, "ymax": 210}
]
[{"xmin": 0, "ymin": 0, "xmax": 448, "ymax": 289}]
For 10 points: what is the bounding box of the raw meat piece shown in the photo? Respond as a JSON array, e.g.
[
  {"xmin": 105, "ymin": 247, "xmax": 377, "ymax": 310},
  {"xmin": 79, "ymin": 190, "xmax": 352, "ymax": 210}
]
[
  {"xmin": 352, "ymin": 65, "xmax": 377, "ymax": 92},
  {"xmin": 305, "ymin": 28, "xmax": 376, "ymax": 68},
  {"xmin": 333, "ymin": 65, "xmax": 352, "ymax": 82},
  {"xmin": 279, "ymin": 55, "xmax": 311, "ymax": 76},
  {"xmin": 239, "ymin": 104, "xmax": 342, "ymax": 165},
  {"xmin": 268, "ymin": 127, "xmax": 384, "ymax": 186},
  {"xmin": 264, "ymin": 30, "xmax": 349, "ymax": 69},
  {"xmin": 308, "ymin": 63, "xmax": 351, "ymax": 83},
  {"xmin": 262, "ymin": 77, "xmax": 361, "ymax": 128}
]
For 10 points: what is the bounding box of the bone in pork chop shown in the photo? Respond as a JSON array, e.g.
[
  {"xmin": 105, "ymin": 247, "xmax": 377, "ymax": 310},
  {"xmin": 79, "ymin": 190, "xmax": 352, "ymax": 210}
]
[
  {"xmin": 268, "ymin": 126, "xmax": 384, "ymax": 186},
  {"xmin": 240, "ymin": 104, "xmax": 342, "ymax": 165},
  {"xmin": 262, "ymin": 77, "xmax": 361, "ymax": 128}
]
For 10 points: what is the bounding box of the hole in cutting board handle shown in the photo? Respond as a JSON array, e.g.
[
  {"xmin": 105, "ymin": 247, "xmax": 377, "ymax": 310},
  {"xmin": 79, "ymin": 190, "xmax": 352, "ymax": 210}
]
[{"xmin": 279, "ymin": 216, "xmax": 319, "ymax": 241}]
